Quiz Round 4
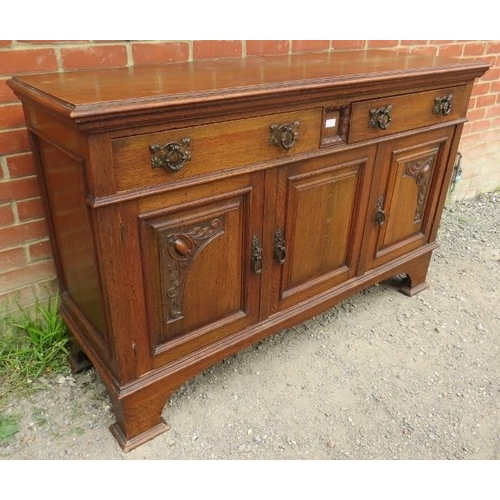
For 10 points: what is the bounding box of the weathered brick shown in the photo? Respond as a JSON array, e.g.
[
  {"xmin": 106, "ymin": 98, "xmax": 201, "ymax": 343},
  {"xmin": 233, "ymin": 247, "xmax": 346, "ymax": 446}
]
[
  {"xmin": 0, "ymin": 176, "xmax": 40, "ymax": 203},
  {"xmin": 0, "ymin": 103, "xmax": 25, "ymax": 130},
  {"xmin": 438, "ymin": 44, "xmax": 464, "ymax": 58},
  {"xmin": 0, "ymin": 259, "xmax": 55, "ymax": 292},
  {"xmin": 331, "ymin": 40, "xmax": 365, "ymax": 50},
  {"xmin": 17, "ymin": 197, "xmax": 45, "ymax": 221},
  {"xmin": 0, "ymin": 128, "xmax": 30, "ymax": 155},
  {"xmin": 0, "ymin": 219, "xmax": 48, "ymax": 248},
  {"xmin": 292, "ymin": 40, "xmax": 330, "ymax": 52},
  {"xmin": 28, "ymin": 239, "xmax": 52, "ymax": 262},
  {"xmin": 366, "ymin": 40, "xmax": 399, "ymax": 49},
  {"xmin": 476, "ymin": 94, "xmax": 496, "ymax": 108},
  {"xmin": 0, "ymin": 203, "xmax": 14, "ymax": 226},
  {"xmin": 132, "ymin": 42, "xmax": 189, "ymax": 65},
  {"xmin": 61, "ymin": 45, "xmax": 128, "ymax": 70},
  {"xmin": 5, "ymin": 153, "xmax": 36, "ymax": 178},
  {"xmin": 0, "ymin": 247, "xmax": 26, "ymax": 272},
  {"xmin": 0, "ymin": 48, "xmax": 58, "ymax": 75},
  {"xmin": 193, "ymin": 41, "xmax": 242, "ymax": 60},
  {"xmin": 463, "ymin": 42, "xmax": 487, "ymax": 56},
  {"xmin": 246, "ymin": 41, "xmax": 290, "ymax": 56},
  {"xmin": 0, "ymin": 78, "xmax": 18, "ymax": 104}
]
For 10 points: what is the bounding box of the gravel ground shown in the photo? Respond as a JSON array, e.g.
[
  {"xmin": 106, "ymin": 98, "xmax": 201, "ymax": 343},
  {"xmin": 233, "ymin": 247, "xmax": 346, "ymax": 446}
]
[{"xmin": 1, "ymin": 192, "xmax": 499, "ymax": 461}]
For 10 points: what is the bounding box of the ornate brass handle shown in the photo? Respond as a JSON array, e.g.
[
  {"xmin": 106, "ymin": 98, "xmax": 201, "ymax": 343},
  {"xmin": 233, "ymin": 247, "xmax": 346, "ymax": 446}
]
[
  {"xmin": 375, "ymin": 196, "xmax": 386, "ymax": 226},
  {"xmin": 269, "ymin": 121, "xmax": 300, "ymax": 150},
  {"xmin": 251, "ymin": 236, "xmax": 263, "ymax": 275},
  {"xmin": 369, "ymin": 105, "xmax": 393, "ymax": 130},
  {"xmin": 150, "ymin": 137, "xmax": 191, "ymax": 172},
  {"xmin": 274, "ymin": 229, "xmax": 287, "ymax": 264},
  {"xmin": 432, "ymin": 95, "xmax": 453, "ymax": 116}
]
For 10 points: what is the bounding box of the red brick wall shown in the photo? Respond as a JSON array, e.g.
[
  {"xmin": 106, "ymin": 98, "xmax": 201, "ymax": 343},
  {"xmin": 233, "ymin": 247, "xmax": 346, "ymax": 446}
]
[{"xmin": 1, "ymin": 40, "xmax": 499, "ymax": 309}]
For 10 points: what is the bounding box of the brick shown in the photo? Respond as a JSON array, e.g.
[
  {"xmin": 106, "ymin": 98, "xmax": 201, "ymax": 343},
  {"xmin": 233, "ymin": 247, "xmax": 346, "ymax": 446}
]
[
  {"xmin": 0, "ymin": 41, "xmax": 12, "ymax": 47},
  {"xmin": 469, "ymin": 118, "xmax": 492, "ymax": 134},
  {"xmin": 5, "ymin": 153, "xmax": 36, "ymax": 178},
  {"xmin": 61, "ymin": 45, "xmax": 128, "ymax": 70},
  {"xmin": 463, "ymin": 42, "xmax": 487, "ymax": 56},
  {"xmin": 0, "ymin": 128, "xmax": 30, "ymax": 155},
  {"xmin": 417, "ymin": 46, "xmax": 439, "ymax": 57},
  {"xmin": 0, "ymin": 203, "xmax": 14, "ymax": 226},
  {"xmin": 28, "ymin": 239, "xmax": 52, "ymax": 262},
  {"xmin": 0, "ymin": 48, "xmax": 58, "ymax": 75},
  {"xmin": 246, "ymin": 41, "xmax": 290, "ymax": 56},
  {"xmin": 400, "ymin": 41, "xmax": 428, "ymax": 46},
  {"xmin": 366, "ymin": 40, "xmax": 399, "ymax": 48},
  {"xmin": 476, "ymin": 94, "xmax": 496, "ymax": 108},
  {"xmin": 0, "ymin": 247, "xmax": 26, "ymax": 272},
  {"xmin": 0, "ymin": 284, "xmax": 37, "ymax": 312},
  {"xmin": 0, "ymin": 259, "xmax": 55, "ymax": 292},
  {"xmin": 487, "ymin": 41, "xmax": 500, "ymax": 54},
  {"xmin": 485, "ymin": 104, "xmax": 500, "ymax": 119},
  {"xmin": 0, "ymin": 78, "xmax": 17, "ymax": 104},
  {"xmin": 0, "ymin": 219, "xmax": 48, "ymax": 248},
  {"xmin": 292, "ymin": 40, "xmax": 330, "ymax": 53},
  {"xmin": 439, "ymin": 44, "xmax": 464, "ymax": 58},
  {"xmin": 489, "ymin": 79, "xmax": 500, "ymax": 94},
  {"xmin": 17, "ymin": 197, "xmax": 45, "ymax": 221},
  {"xmin": 331, "ymin": 40, "xmax": 365, "ymax": 50},
  {"xmin": 471, "ymin": 81, "xmax": 491, "ymax": 97},
  {"xmin": 0, "ymin": 176, "xmax": 40, "ymax": 203},
  {"xmin": 466, "ymin": 107, "xmax": 486, "ymax": 122},
  {"xmin": 193, "ymin": 40, "xmax": 242, "ymax": 60},
  {"xmin": 0, "ymin": 103, "xmax": 25, "ymax": 130},
  {"xmin": 482, "ymin": 67, "xmax": 500, "ymax": 82},
  {"xmin": 131, "ymin": 42, "xmax": 189, "ymax": 65},
  {"xmin": 35, "ymin": 277, "xmax": 59, "ymax": 298}
]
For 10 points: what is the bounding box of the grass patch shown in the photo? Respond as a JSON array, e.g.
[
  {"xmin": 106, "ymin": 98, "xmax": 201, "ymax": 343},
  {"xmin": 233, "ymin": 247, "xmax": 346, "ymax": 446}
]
[
  {"xmin": 0, "ymin": 296, "xmax": 70, "ymax": 403},
  {"xmin": 0, "ymin": 414, "xmax": 20, "ymax": 442}
]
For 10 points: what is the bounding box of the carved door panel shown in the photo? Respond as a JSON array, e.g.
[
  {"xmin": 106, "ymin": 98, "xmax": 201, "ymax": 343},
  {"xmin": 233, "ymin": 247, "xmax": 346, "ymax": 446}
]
[
  {"xmin": 139, "ymin": 173, "xmax": 263, "ymax": 365},
  {"xmin": 268, "ymin": 146, "xmax": 376, "ymax": 315},
  {"xmin": 359, "ymin": 127, "xmax": 455, "ymax": 272}
]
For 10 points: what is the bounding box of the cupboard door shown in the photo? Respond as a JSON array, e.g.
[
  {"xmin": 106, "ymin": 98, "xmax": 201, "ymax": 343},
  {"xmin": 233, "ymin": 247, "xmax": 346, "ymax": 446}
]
[
  {"xmin": 269, "ymin": 147, "xmax": 376, "ymax": 314},
  {"xmin": 139, "ymin": 173, "xmax": 263, "ymax": 364},
  {"xmin": 360, "ymin": 127, "xmax": 456, "ymax": 272}
]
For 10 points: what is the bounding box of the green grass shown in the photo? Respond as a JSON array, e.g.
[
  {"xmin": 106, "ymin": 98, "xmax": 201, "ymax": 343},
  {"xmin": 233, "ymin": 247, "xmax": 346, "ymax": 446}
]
[
  {"xmin": 0, "ymin": 296, "xmax": 70, "ymax": 402},
  {"xmin": 0, "ymin": 414, "xmax": 19, "ymax": 442}
]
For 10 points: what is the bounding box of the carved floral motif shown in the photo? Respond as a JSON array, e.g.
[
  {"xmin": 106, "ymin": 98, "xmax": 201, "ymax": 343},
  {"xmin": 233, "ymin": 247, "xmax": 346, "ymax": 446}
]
[
  {"xmin": 164, "ymin": 218, "xmax": 224, "ymax": 321},
  {"xmin": 404, "ymin": 155, "xmax": 435, "ymax": 222}
]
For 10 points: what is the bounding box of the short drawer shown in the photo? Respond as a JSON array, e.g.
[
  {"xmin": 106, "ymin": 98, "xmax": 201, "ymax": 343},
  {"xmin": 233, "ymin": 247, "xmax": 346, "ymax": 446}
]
[
  {"xmin": 112, "ymin": 108, "xmax": 322, "ymax": 191},
  {"xmin": 348, "ymin": 86, "xmax": 469, "ymax": 143}
]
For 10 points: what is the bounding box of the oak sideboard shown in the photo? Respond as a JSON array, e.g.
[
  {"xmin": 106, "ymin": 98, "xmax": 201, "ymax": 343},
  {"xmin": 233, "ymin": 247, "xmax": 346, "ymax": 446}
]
[{"xmin": 8, "ymin": 50, "xmax": 489, "ymax": 451}]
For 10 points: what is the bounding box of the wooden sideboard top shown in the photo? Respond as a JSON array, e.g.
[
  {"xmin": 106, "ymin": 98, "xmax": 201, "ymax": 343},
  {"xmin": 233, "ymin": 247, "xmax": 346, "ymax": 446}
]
[{"xmin": 8, "ymin": 50, "xmax": 489, "ymax": 131}]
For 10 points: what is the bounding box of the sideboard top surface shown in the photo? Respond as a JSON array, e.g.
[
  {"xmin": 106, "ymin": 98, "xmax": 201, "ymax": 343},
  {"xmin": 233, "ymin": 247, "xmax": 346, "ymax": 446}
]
[{"xmin": 8, "ymin": 49, "xmax": 489, "ymax": 130}]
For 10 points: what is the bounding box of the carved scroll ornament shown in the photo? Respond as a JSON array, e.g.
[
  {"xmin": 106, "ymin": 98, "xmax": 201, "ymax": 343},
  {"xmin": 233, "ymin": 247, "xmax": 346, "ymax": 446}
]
[
  {"xmin": 165, "ymin": 218, "xmax": 224, "ymax": 321},
  {"xmin": 405, "ymin": 155, "xmax": 435, "ymax": 222}
]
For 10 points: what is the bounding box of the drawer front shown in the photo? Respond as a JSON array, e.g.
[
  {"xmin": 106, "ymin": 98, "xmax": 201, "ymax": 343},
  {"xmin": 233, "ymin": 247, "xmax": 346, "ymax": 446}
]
[
  {"xmin": 112, "ymin": 108, "xmax": 322, "ymax": 191},
  {"xmin": 348, "ymin": 86, "xmax": 468, "ymax": 143}
]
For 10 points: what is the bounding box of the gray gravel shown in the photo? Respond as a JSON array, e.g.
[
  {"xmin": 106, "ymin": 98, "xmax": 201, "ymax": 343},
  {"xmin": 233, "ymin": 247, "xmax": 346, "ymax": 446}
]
[{"xmin": 1, "ymin": 192, "xmax": 499, "ymax": 460}]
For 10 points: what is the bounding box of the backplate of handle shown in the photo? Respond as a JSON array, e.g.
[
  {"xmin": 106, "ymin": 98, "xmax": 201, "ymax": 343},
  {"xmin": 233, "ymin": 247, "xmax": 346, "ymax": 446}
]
[
  {"xmin": 432, "ymin": 95, "xmax": 453, "ymax": 116},
  {"xmin": 375, "ymin": 196, "xmax": 386, "ymax": 226},
  {"xmin": 269, "ymin": 121, "xmax": 300, "ymax": 150},
  {"xmin": 150, "ymin": 137, "xmax": 191, "ymax": 172},
  {"xmin": 368, "ymin": 105, "xmax": 393, "ymax": 130},
  {"xmin": 251, "ymin": 236, "xmax": 263, "ymax": 274},
  {"xmin": 274, "ymin": 229, "xmax": 287, "ymax": 264}
]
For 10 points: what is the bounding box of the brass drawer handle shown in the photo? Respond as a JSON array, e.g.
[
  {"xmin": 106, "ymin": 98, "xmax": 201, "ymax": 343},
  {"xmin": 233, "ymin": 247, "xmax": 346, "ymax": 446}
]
[
  {"xmin": 274, "ymin": 229, "xmax": 286, "ymax": 264},
  {"xmin": 369, "ymin": 105, "xmax": 392, "ymax": 130},
  {"xmin": 269, "ymin": 121, "xmax": 300, "ymax": 150},
  {"xmin": 150, "ymin": 137, "xmax": 191, "ymax": 172},
  {"xmin": 251, "ymin": 236, "xmax": 263, "ymax": 275},
  {"xmin": 432, "ymin": 95, "xmax": 453, "ymax": 116}
]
